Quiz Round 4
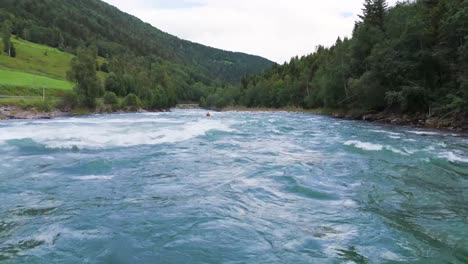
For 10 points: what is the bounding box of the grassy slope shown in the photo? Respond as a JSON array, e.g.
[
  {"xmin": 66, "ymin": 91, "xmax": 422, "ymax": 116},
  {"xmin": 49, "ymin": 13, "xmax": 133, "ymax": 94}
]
[
  {"xmin": 0, "ymin": 36, "xmax": 107, "ymax": 95},
  {"xmin": 0, "ymin": 70, "xmax": 73, "ymax": 90},
  {"xmin": 0, "ymin": 37, "xmax": 74, "ymax": 80}
]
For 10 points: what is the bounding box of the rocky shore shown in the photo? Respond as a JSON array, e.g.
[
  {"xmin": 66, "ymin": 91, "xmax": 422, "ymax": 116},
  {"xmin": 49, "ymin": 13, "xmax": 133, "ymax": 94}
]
[
  {"xmin": 332, "ymin": 111, "xmax": 468, "ymax": 133},
  {"xmin": 0, "ymin": 105, "xmax": 69, "ymax": 120},
  {"xmin": 221, "ymin": 106, "xmax": 467, "ymax": 133},
  {"xmin": 175, "ymin": 104, "xmax": 201, "ymax": 109}
]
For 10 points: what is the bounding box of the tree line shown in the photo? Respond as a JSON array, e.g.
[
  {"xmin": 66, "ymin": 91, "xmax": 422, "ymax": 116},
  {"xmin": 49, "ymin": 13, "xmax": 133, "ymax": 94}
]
[
  {"xmin": 64, "ymin": 46, "xmax": 180, "ymax": 111},
  {"xmin": 203, "ymin": 0, "xmax": 468, "ymax": 118}
]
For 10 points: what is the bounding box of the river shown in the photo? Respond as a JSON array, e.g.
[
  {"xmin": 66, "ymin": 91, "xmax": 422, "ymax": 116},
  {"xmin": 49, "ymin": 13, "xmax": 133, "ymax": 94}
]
[{"xmin": 0, "ymin": 109, "xmax": 467, "ymax": 263}]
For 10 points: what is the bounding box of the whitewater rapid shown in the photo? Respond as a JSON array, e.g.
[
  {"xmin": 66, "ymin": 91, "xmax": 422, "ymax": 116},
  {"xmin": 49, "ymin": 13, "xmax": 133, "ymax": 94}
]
[
  {"xmin": 0, "ymin": 109, "xmax": 467, "ymax": 263},
  {"xmin": 0, "ymin": 113, "xmax": 235, "ymax": 149}
]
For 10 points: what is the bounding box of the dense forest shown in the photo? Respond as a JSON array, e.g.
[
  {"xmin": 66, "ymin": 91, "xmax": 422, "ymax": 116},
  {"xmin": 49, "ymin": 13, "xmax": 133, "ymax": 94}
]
[
  {"xmin": 0, "ymin": 0, "xmax": 272, "ymax": 109},
  {"xmin": 203, "ymin": 0, "xmax": 468, "ymax": 119}
]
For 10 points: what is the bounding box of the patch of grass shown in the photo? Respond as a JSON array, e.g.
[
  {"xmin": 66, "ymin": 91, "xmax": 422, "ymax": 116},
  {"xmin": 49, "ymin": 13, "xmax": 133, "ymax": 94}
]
[
  {"xmin": 0, "ymin": 70, "xmax": 74, "ymax": 90},
  {"xmin": 0, "ymin": 85, "xmax": 67, "ymax": 97},
  {"xmin": 0, "ymin": 97, "xmax": 60, "ymax": 111}
]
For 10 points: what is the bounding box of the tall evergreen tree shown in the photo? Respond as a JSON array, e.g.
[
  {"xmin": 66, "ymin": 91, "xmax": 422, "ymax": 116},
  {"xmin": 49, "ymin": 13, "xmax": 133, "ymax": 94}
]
[
  {"xmin": 358, "ymin": 0, "xmax": 388, "ymax": 30},
  {"xmin": 2, "ymin": 20, "xmax": 12, "ymax": 57},
  {"xmin": 358, "ymin": 0, "xmax": 374, "ymax": 23}
]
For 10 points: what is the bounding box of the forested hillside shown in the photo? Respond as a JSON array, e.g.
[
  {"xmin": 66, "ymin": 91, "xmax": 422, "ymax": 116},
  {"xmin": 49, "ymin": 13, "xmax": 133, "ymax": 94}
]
[
  {"xmin": 0, "ymin": 0, "xmax": 273, "ymax": 108},
  {"xmin": 203, "ymin": 0, "xmax": 468, "ymax": 120}
]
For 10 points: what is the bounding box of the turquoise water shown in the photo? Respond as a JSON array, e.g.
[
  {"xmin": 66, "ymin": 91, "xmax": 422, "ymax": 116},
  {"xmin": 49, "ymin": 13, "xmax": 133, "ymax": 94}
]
[{"xmin": 0, "ymin": 109, "xmax": 467, "ymax": 263}]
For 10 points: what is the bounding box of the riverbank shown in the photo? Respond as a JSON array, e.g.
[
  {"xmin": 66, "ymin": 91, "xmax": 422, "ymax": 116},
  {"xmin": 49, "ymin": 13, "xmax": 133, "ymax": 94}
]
[
  {"xmin": 2, "ymin": 103, "xmax": 466, "ymax": 133},
  {"xmin": 0, "ymin": 104, "xmax": 169, "ymax": 120},
  {"xmin": 221, "ymin": 106, "xmax": 468, "ymax": 133},
  {"xmin": 0, "ymin": 105, "xmax": 69, "ymax": 120},
  {"xmin": 333, "ymin": 111, "xmax": 467, "ymax": 133}
]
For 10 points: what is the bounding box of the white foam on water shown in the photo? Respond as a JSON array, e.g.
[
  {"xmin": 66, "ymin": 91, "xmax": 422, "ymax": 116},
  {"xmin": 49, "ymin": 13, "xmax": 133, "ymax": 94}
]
[
  {"xmin": 385, "ymin": 146, "xmax": 409, "ymax": 155},
  {"xmin": 407, "ymin": 130, "xmax": 441, "ymax": 136},
  {"xmin": 344, "ymin": 140, "xmax": 412, "ymax": 155},
  {"xmin": 34, "ymin": 226, "xmax": 63, "ymax": 245},
  {"xmin": 32, "ymin": 172, "xmax": 58, "ymax": 178},
  {"xmin": 332, "ymin": 199, "xmax": 358, "ymax": 208},
  {"xmin": 380, "ymin": 250, "xmax": 405, "ymax": 261},
  {"xmin": 1, "ymin": 163, "xmax": 12, "ymax": 168},
  {"xmin": 32, "ymin": 225, "xmax": 102, "ymax": 245},
  {"xmin": 0, "ymin": 116, "xmax": 235, "ymax": 149},
  {"xmin": 403, "ymin": 147, "xmax": 419, "ymax": 154},
  {"xmin": 437, "ymin": 142, "xmax": 448, "ymax": 147},
  {"xmin": 12, "ymin": 117, "xmax": 182, "ymax": 125},
  {"xmin": 73, "ymin": 175, "xmax": 114, "ymax": 181},
  {"xmin": 424, "ymin": 146, "xmax": 436, "ymax": 151},
  {"xmin": 344, "ymin": 141, "xmax": 384, "ymax": 151},
  {"xmin": 370, "ymin": 130, "xmax": 401, "ymax": 136},
  {"xmin": 440, "ymin": 152, "xmax": 468, "ymax": 163}
]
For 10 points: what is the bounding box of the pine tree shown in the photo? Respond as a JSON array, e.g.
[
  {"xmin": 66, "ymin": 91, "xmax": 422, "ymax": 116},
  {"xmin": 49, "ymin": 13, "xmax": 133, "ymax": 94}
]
[
  {"xmin": 358, "ymin": 0, "xmax": 388, "ymax": 30},
  {"xmin": 10, "ymin": 42, "xmax": 16, "ymax": 58},
  {"xmin": 2, "ymin": 20, "xmax": 12, "ymax": 57},
  {"xmin": 358, "ymin": 0, "xmax": 374, "ymax": 23},
  {"xmin": 373, "ymin": 0, "xmax": 388, "ymax": 30}
]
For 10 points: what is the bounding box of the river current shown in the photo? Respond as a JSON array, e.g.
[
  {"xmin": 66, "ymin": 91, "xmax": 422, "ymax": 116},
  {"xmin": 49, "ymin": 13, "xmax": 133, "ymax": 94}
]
[{"xmin": 0, "ymin": 109, "xmax": 467, "ymax": 263}]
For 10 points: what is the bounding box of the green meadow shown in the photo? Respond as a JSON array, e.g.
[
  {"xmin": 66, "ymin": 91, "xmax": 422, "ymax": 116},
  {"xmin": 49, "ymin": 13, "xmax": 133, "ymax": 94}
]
[
  {"xmin": 0, "ymin": 37, "xmax": 74, "ymax": 80},
  {"xmin": 0, "ymin": 70, "xmax": 74, "ymax": 90}
]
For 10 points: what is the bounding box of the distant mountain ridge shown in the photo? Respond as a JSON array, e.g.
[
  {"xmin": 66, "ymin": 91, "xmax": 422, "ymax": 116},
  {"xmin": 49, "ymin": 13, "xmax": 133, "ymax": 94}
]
[{"xmin": 0, "ymin": 0, "xmax": 273, "ymax": 84}]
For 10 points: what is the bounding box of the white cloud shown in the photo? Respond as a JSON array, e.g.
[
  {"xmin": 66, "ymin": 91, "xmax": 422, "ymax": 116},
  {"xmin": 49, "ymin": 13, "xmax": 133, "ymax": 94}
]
[{"xmin": 102, "ymin": 0, "xmax": 398, "ymax": 63}]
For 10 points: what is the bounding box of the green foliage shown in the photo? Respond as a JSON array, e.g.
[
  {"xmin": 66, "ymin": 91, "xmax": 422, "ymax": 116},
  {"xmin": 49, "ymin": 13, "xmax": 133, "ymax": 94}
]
[
  {"xmin": 200, "ymin": 85, "xmax": 240, "ymax": 109},
  {"xmin": 103, "ymin": 91, "xmax": 118, "ymax": 105},
  {"xmin": 36, "ymin": 99, "xmax": 53, "ymax": 112},
  {"xmin": 358, "ymin": 0, "xmax": 388, "ymax": 30},
  {"xmin": 385, "ymin": 86, "xmax": 428, "ymax": 113},
  {"xmin": 9, "ymin": 42, "xmax": 16, "ymax": 57},
  {"xmin": 348, "ymin": 71, "xmax": 387, "ymax": 110},
  {"xmin": 122, "ymin": 93, "xmax": 141, "ymax": 111},
  {"xmin": 100, "ymin": 62, "xmax": 109, "ymax": 73},
  {"xmin": 67, "ymin": 46, "xmax": 103, "ymax": 108},
  {"xmin": 104, "ymin": 72, "xmax": 125, "ymax": 96},
  {"xmin": 2, "ymin": 20, "xmax": 12, "ymax": 56},
  {"xmin": 59, "ymin": 91, "xmax": 79, "ymax": 110}
]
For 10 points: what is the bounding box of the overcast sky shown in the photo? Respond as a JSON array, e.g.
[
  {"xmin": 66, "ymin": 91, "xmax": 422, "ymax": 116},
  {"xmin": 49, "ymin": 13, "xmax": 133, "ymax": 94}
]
[{"xmin": 102, "ymin": 0, "xmax": 398, "ymax": 63}]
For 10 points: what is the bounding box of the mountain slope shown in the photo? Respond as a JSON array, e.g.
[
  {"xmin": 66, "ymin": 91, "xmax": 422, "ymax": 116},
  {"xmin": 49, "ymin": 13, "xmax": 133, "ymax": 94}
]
[{"xmin": 0, "ymin": 0, "xmax": 273, "ymax": 84}]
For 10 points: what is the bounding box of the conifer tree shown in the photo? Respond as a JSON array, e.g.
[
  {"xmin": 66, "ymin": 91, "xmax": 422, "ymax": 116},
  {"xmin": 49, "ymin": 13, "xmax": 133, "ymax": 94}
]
[{"xmin": 2, "ymin": 21, "xmax": 12, "ymax": 57}]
